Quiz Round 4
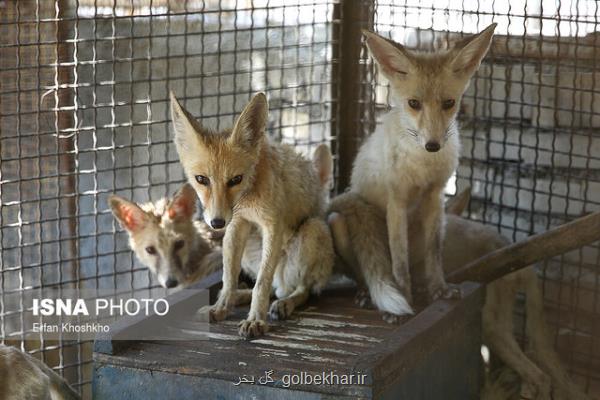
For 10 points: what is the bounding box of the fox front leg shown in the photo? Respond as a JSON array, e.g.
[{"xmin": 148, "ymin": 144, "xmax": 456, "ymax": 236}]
[
  {"xmin": 419, "ymin": 188, "xmax": 461, "ymax": 303},
  {"xmin": 238, "ymin": 225, "xmax": 283, "ymax": 339},
  {"xmin": 386, "ymin": 196, "xmax": 413, "ymax": 305},
  {"xmin": 209, "ymin": 218, "xmax": 251, "ymax": 322}
]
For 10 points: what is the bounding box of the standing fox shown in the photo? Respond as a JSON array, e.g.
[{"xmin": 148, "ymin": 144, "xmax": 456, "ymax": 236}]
[
  {"xmin": 331, "ymin": 24, "xmax": 497, "ymax": 317},
  {"xmin": 170, "ymin": 92, "xmax": 334, "ymax": 338}
]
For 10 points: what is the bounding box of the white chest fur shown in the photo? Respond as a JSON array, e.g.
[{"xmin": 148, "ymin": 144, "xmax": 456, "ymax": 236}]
[{"xmin": 350, "ymin": 111, "xmax": 460, "ymax": 212}]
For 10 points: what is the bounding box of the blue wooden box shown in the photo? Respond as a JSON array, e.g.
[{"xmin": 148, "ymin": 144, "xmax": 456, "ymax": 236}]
[{"xmin": 93, "ymin": 274, "xmax": 483, "ymax": 399}]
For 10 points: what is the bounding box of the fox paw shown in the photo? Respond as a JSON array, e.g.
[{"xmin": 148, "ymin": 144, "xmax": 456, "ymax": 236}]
[
  {"xmin": 427, "ymin": 283, "xmax": 462, "ymax": 303},
  {"xmin": 354, "ymin": 287, "xmax": 374, "ymax": 309},
  {"xmin": 382, "ymin": 312, "xmax": 411, "ymax": 324},
  {"xmin": 207, "ymin": 305, "xmax": 229, "ymax": 322},
  {"xmin": 269, "ymin": 300, "xmax": 294, "ymax": 320},
  {"xmin": 238, "ymin": 319, "xmax": 269, "ymax": 339}
]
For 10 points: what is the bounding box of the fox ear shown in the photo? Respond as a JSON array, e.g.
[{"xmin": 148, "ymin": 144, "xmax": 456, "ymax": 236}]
[
  {"xmin": 108, "ymin": 195, "xmax": 149, "ymax": 233},
  {"xmin": 312, "ymin": 144, "xmax": 333, "ymax": 189},
  {"xmin": 230, "ymin": 93, "xmax": 268, "ymax": 148},
  {"xmin": 450, "ymin": 23, "xmax": 496, "ymax": 78},
  {"xmin": 363, "ymin": 30, "xmax": 414, "ymax": 80},
  {"xmin": 170, "ymin": 91, "xmax": 205, "ymax": 150},
  {"xmin": 168, "ymin": 183, "xmax": 197, "ymax": 221}
]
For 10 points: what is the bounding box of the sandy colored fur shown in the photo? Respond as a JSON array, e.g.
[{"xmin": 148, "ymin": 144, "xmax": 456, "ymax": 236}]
[
  {"xmin": 0, "ymin": 345, "xmax": 80, "ymax": 400},
  {"xmin": 172, "ymin": 93, "xmax": 334, "ymax": 338}
]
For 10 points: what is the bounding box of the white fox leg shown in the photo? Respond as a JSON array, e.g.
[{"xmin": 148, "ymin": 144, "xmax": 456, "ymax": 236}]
[
  {"xmin": 239, "ymin": 225, "xmax": 283, "ymax": 338},
  {"xmin": 269, "ymin": 286, "xmax": 310, "ymax": 320},
  {"xmin": 417, "ymin": 187, "xmax": 457, "ymax": 302},
  {"xmin": 212, "ymin": 218, "xmax": 251, "ymax": 322},
  {"xmin": 386, "ymin": 196, "xmax": 412, "ymax": 304}
]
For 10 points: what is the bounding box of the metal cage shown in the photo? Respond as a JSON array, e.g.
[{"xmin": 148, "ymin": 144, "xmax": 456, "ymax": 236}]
[{"xmin": 1, "ymin": 0, "xmax": 599, "ymax": 397}]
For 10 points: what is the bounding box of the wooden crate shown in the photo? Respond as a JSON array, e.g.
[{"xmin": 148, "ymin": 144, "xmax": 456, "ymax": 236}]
[{"xmin": 93, "ymin": 274, "xmax": 483, "ymax": 399}]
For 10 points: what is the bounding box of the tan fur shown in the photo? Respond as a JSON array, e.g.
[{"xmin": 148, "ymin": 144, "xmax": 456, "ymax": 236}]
[
  {"xmin": 350, "ymin": 24, "xmax": 496, "ymax": 308},
  {"xmin": 0, "ymin": 345, "xmax": 80, "ymax": 400},
  {"xmin": 171, "ymin": 92, "xmax": 334, "ymax": 338},
  {"xmin": 328, "ymin": 191, "xmax": 589, "ymax": 400},
  {"xmin": 109, "ymin": 184, "xmax": 220, "ymax": 289}
]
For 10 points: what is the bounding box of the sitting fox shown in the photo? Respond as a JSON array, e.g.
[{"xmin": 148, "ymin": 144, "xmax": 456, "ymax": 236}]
[
  {"xmin": 332, "ymin": 24, "xmax": 496, "ymax": 318},
  {"xmin": 170, "ymin": 92, "xmax": 334, "ymax": 338}
]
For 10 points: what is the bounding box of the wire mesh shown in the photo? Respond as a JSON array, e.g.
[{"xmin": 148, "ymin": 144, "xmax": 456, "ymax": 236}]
[
  {"xmin": 0, "ymin": 0, "xmax": 336, "ymax": 397},
  {"xmin": 359, "ymin": 0, "xmax": 600, "ymax": 395},
  {"xmin": 2, "ymin": 0, "xmax": 600, "ymax": 397}
]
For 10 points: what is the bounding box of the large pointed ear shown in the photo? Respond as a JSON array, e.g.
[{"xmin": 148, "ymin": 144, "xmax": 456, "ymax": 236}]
[
  {"xmin": 450, "ymin": 23, "xmax": 496, "ymax": 78},
  {"xmin": 108, "ymin": 195, "xmax": 150, "ymax": 233},
  {"xmin": 167, "ymin": 183, "xmax": 197, "ymax": 222},
  {"xmin": 229, "ymin": 93, "xmax": 268, "ymax": 148},
  {"xmin": 312, "ymin": 144, "xmax": 333, "ymax": 189},
  {"xmin": 363, "ymin": 30, "xmax": 414, "ymax": 80},
  {"xmin": 170, "ymin": 91, "xmax": 204, "ymax": 149}
]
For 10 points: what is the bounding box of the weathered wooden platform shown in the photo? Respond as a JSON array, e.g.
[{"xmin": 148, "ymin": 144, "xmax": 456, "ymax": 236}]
[{"xmin": 93, "ymin": 274, "xmax": 483, "ymax": 399}]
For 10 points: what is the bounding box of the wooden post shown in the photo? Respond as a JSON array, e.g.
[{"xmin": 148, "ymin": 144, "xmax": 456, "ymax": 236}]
[{"xmin": 331, "ymin": 0, "xmax": 374, "ymax": 192}]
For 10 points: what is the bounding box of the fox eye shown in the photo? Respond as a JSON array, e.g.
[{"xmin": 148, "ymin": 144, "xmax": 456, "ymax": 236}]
[
  {"xmin": 442, "ymin": 99, "xmax": 455, "ymax": 110},
  {"xmin": 408, "ymin": 99, "xmax": 421, "ymax": 110},
  {"xmin": 146, "ymin": 246, "xmax": 157, "ymax": 255},
  {"xmin": 227, "ymin": 175, "xmax": 243, "ymax": 187},
  {"xmin": 195, "ymin": 175, "xmax": 210, "ymax": 186},
  {"xmin": 174, "ymin": 240, "xmax": 185, "ymax": 251}
]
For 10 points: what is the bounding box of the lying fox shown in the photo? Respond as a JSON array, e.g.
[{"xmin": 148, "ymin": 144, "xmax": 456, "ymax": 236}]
[
  {"xmin": 167, "ymin": 92, "xmax": 333, "ymax": 338},
  {"xmin": 0, "ymin": 344, "xmax": 80, "ymax": 400},
  {"xmin": 329, "ymin": 190, "xmax": 589, "ymax": 400},
  {"xmin": 341, "ymin": 24, "xmax": 496, "ymax": 316},
  {"xmin": 109, "ymin": 144, "xmax": 334, "ymax": 325}
]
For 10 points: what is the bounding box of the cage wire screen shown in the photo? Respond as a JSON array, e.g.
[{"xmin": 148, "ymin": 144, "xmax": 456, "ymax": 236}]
[
  {"xmin": 2, "ymin": 0, "xmax": 600, "ymax": 397},
  {"xmin": 0, "ymin": 0, "xmax": 336, "ymax": 396}
]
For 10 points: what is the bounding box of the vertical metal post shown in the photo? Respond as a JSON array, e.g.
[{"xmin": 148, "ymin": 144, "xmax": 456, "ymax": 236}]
[{"xmin": 331, "ymin": 0, "xmax": 374, "ymax": 192}]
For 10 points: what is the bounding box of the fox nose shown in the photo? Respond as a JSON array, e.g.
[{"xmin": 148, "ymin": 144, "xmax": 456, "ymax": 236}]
[
  {"xmin": 210, "ymin": 218, "xmax": 226, "ymax": 230},
  {"xmin": 165, "ymin": 278, "xmax": 178, "ymax": 288},
  {"xmin": 425, "ymin": 141, "xmax": 441, "ymax": 152}
]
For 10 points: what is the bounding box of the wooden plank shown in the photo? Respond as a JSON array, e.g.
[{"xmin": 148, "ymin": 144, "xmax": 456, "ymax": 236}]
[{"xmin": 448, "ymin": 211, "xmax": 600, "ymax": 284}]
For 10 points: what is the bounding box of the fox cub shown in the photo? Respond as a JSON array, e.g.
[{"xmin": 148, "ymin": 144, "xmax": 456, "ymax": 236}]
[
  {"xmin": 170, "ymin": 92, "xmax": 334, "ymax": 338},
  {"xmin": 109, "ymin": 184, "xmax": 222, "ymax": 289},
  {"xmin": 330, "ymin": 24, "xmax": 497, "ymax": 318}
]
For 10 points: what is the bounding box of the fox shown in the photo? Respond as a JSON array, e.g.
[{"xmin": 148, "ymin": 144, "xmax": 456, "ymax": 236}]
[
  {"xmin": 342, "ymin": 24, "xmax": 496, "ymax": 314},
  {"xmin": 108, "ymin": 144, "xmax": 334, "ymax": 320},
  {"xmin": 170, "ymin": 92, "xmax": 334, "ymax": 338},
  {"xmin": 328, "ymin": 189, "xmax": 589, "ymax": 400},
  {"xmin": 108, "ymin": 183, "xmax": 223, "ymax": 290},
  {"xmin": 0, "ymin": 344, "xmax": 80, "ymax": 400}
]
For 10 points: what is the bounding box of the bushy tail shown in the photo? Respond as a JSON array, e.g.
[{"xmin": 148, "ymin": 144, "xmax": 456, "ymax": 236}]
[
  {"xmin": 364, "ymin": 273, "xmax": 413, "ymax": 316},
  {"xmin": 328, "ymin": 192, "xmax": 412, "ymax": 316}
]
